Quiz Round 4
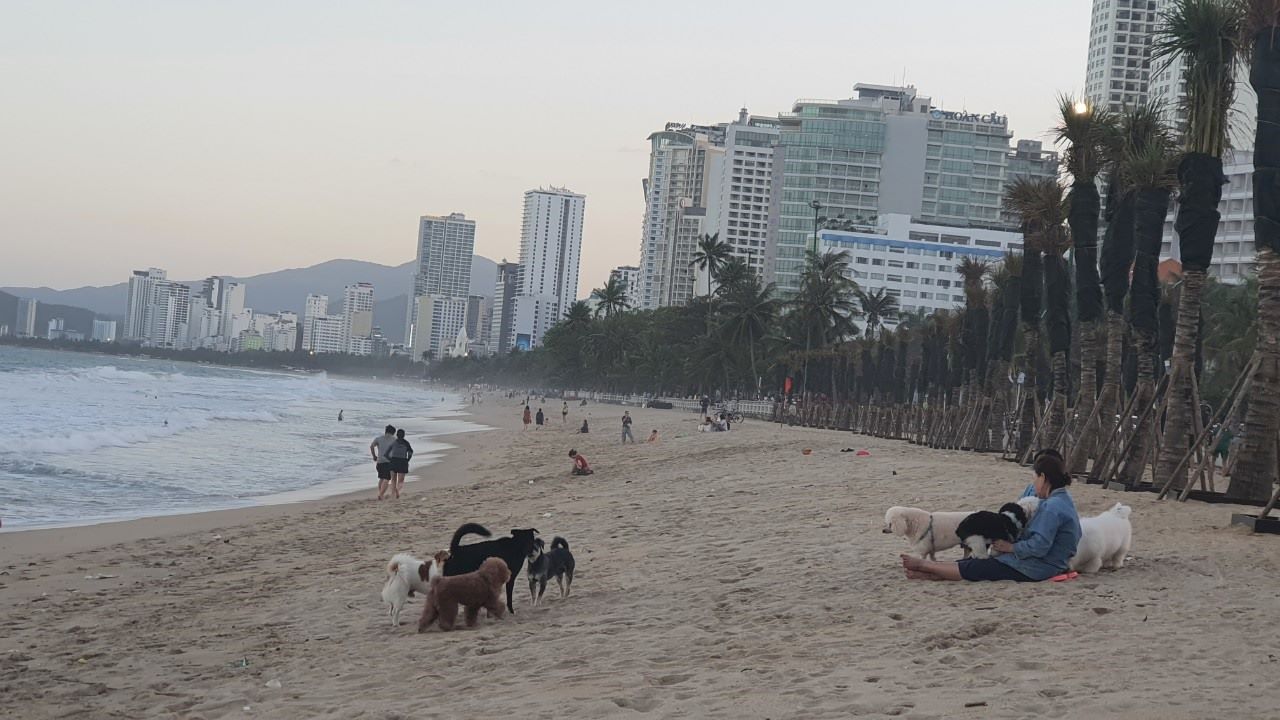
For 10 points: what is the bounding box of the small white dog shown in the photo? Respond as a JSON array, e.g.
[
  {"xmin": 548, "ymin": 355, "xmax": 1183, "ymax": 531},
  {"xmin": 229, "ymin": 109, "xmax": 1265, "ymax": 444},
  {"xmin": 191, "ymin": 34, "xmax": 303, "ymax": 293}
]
[
  {"xmin": 381, "ymin": 550, "xmax": 450, "ymax": 626},
  {"xmin": 1069, "ymin": 503, "xmax": 1132, "ymax": 573},
  {"xmin": 883, "ymin": 507, "xmax": 972, "ymax": 560}
]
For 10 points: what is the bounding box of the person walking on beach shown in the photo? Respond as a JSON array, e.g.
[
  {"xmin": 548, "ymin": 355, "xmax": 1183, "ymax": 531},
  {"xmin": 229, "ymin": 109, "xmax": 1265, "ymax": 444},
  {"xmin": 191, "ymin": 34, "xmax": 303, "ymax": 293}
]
[
  {"xmin": 387, "ymin": 429, "xmax": 414, "ymax": 499},
  {"xmin": 522, "ymin": 404, "xmax": 532, "ymax": 431},
  {"xmin": 621, "ymin": 411, "xmax": 635, "ymax": 443},
  {"xmin": 536, "ymin": 406, "xmax": 545, "ymax": 429},
  {"xmin": 370, "ymin": 425, "xmax": 397, "ymax": 501},
  {"xmin": 562, "ymin": 401, "xmax": 569, "ymax": 424}
]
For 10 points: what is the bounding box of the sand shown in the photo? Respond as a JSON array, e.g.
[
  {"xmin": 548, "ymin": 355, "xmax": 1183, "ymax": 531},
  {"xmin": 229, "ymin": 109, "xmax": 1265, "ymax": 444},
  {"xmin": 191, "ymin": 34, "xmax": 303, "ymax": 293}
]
[{"xmin": 2, "ymin": 397, "xmax": 1279, "ymax": 720}]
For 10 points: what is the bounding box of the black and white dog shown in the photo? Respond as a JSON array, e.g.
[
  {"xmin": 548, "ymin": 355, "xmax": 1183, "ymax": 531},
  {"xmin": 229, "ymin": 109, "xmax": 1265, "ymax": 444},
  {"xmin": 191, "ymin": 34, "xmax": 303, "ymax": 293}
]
[
  {"xmin": 525, "ymin": 536, "xmax": 575, "ymax": 606},
  {"xmin": 955, "ymin": 502, "xmax": 1029, "ymax": 559},
  {"xmin": 444, "ymin": 523, "xmax": 540, "ymax": 614}
]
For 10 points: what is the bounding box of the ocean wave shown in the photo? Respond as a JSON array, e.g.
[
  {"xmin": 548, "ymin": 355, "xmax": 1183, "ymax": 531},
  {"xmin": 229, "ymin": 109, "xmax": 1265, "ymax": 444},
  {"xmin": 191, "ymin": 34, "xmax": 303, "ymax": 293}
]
[{"xmin": 0, "ymin": 408, "xmax": 282, "ymax": 455}]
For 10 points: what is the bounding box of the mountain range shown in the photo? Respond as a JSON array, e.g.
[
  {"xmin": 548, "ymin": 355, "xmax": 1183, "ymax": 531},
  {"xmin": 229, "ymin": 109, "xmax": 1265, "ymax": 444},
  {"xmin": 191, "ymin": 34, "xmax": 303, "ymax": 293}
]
[{"xmin": 3, "ymin": 256, "xmax": 499, "ymax": 345}]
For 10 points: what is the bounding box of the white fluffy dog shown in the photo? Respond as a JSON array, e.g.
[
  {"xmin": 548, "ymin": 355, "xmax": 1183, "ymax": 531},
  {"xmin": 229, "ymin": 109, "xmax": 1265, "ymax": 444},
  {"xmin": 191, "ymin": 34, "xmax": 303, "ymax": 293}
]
[
  {"xmin": 1069, "ymin": 503, "xmax": 1132, "ymax": 573},
  {"xmin": 884, "ymin": 497, "xmax": 1041, "ymax": 560},
  {"xmin": 883, "ymin": 507, "xmax": 972, "ymax": 560},
  {"xmin": 381, "ymin": 550, "xmax": 449, "ymax": 626}
]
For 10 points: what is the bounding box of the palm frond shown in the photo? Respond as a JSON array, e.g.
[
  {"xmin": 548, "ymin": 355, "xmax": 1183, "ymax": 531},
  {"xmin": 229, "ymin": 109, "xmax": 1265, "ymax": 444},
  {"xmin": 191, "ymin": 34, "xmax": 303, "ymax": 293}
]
[
  {"xmin": 1054, "ymin": 93, "xmax": 1117, "ymax": 182},
  {"xmin": 1152, "ymin": 0, "xmax": 1241, "ymax": 154}
]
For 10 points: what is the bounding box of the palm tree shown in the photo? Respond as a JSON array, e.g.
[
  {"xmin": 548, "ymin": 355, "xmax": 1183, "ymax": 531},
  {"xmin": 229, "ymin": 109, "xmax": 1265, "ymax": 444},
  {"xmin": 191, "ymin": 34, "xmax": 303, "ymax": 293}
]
[
  {"xmin": 1056, "ymin": 94, "xmax": 1115, "ymax": 471},
  {"xmin": 690, "ymin": 233, "xmax": 732, "ymax": 297},
  {"xmin": 790, "ymin": 249, "xmax": 860, "ymax": 397},
  {"xmin": 1041, "ymin": 215, "xmax": 1074, "ymax": 446},
  {"xmin": 720, "ymin": 275, "xmax": 780, "ymax": 395},
  {"xmin": 1227, "ymin": 0, "xmax": 1280, "ymax": 501},
  {"xmin": 1153, "ymin": 0, "xmax": 1243, "ymax": 490},
  {"xmin": 1004, "ymin": 177, "xmax": 1059, "ymax": 454},
  {"xmin": 1117, "ymin": 119, "xmax": 1179, "ymax": 486},
  {"xmin": 590, "ymin": 277, "xmax": 631, "ymax": 319},
  {"xmin": 987, "ymin": 254, "xmax": 1022, "ymax": 452},
  {"xmin": 856, "ymin": 287, "xmax": 900, "ymax": 339},
  {"xmin": 713, "ymin": 257, "xmax": 752, "ymax": 298},
  {"xmin": 563, "ymin": 300, "xmax": 593, "ymax": 329}
]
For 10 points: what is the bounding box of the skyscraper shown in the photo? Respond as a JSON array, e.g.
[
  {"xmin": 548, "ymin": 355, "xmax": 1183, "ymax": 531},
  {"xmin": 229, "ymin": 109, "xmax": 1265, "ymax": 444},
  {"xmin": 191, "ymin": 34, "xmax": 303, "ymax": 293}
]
[
  {"xmin": 637, "ymin": 123, "xmax": 723, "ymax": 309},
  {"xmin": 124, "ymin": 268, "xmax": 166, "ymax": 340},
  {"xmin": 1083, "ymin": 0, "xmax": 1156, "ymax": 114},
  {"xmin": 510, "ymin": 187, "xmax": 586, "ymax": 349},
  {"xmin": 302, "ymin": 293, "xmax": 328, "ymax": 351},
  {"xmin": 407, "ymin": 212, "xmax": 475, "ymax": 347},
  {"xmin": 609, "ymin": 265, "xmax": 641, "ymax": 309},
  {"xmin": 704, "ymin": 109, "xmax": 780, "ymax": 283},
  {"xmin": 15, "ymin": 297, "xmax": 37, "ymax": 338},
  {"xmin": 144, "ymin": 279, "xmax": 192, "ymax": 349},
  {"xmin": 342, "ymin": 282, "xmax": 375, "ymax": 355},
  {"xmin": 488, "ymin": 261, "xmax": 521, "ymax": 355}
]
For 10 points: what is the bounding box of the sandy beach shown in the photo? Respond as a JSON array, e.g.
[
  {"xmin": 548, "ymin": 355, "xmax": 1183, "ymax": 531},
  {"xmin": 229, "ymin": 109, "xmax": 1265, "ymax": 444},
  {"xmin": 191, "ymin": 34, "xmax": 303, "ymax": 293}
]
[{"xmin": 2, "ymin": 397, "xmax": 1279, "ymax": 719}]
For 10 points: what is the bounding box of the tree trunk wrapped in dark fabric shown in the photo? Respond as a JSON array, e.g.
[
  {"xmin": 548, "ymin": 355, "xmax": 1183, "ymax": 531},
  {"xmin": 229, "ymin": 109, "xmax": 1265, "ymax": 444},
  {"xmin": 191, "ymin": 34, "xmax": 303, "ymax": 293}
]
[
  {"xmin": 1018, "ymin": 248, "xmax": 1043, "ymax": 454},
  {"xmin": 1174, "ymin": 153, "xmax": 1225, "ymax": 272},
  {"xmin": 1044, "ymin": 249, "xmax": 1073, "ymax": 445},
  {"xmin": 1068, "ymin": 179, "xmax": 1105, "ymax": 472},
  {"xmin": 1231, "ymin": 30, "xmax": 1280, "ymax": 500},
  {"xmin": 1118, "ymin": 186, "xmax": 1171, "ymax": 485}
]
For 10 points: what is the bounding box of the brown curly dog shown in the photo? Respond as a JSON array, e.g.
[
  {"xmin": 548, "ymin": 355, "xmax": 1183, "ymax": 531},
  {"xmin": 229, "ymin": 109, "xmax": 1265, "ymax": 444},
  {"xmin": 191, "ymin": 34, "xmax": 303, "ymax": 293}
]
[{"xmin": 418, "ymin": 556, "xmax": 511, "ymax": 632}]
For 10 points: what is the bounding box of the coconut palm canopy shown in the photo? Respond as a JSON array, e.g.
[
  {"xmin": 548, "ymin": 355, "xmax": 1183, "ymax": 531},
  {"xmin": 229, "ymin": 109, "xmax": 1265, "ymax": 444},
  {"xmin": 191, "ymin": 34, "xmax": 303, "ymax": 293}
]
[
  {"xmin": 690, "ymin": 233, "xmax": 732, "ymax": 296},
  {"xmin": 856, "ymin": 287, "xmax": 899, "ymax": 339},
  {"xmin": 590, "ymin": 276, "xmax": 631, "ymax": 318}
]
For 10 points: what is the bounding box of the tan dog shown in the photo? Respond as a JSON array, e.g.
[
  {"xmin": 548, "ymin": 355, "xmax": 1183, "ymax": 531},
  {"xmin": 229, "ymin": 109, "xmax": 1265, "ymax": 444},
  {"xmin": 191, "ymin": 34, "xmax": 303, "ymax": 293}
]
[
  {"xmin": 381, "ymin": 549, "xmax": 451, "ymax": 627},
  {"xmin": 418, "ymin": 556, "xmax": 511, "ymax": 632}
]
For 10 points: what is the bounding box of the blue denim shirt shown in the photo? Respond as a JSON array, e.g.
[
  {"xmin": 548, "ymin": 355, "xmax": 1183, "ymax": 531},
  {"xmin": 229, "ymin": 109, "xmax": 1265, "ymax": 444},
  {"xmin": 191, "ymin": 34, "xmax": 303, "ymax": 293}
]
[{"xmin": 996, "ymin": 487, "xmax": 1081, "ymax": 581}]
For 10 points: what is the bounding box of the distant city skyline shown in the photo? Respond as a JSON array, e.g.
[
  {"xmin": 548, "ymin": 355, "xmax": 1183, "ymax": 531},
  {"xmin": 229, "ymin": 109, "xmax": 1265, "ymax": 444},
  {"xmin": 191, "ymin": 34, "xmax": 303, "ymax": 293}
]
[{"xmin": 1, "ymin": 1, "xmax": 1090, "ymax": 292}]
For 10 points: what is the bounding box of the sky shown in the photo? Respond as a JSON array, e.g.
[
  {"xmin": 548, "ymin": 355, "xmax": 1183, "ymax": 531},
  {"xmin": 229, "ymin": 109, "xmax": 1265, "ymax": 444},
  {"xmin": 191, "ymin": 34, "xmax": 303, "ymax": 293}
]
[{"xmin": 0, "ymin": 0, "xmax": 1090, "ymax": 295}]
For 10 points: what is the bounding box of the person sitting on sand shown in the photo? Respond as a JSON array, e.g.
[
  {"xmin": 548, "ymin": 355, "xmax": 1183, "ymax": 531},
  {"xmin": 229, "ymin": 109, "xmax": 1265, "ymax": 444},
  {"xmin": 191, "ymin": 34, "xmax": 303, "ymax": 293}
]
[
  {"xmin": 902, "ymin": 454, "xmax": 1080, "ymax": 582},
  {"xmin": 577, "ymin": 418, "xmax": 590, "ymax": 434},
  {"xmin": 700, "ymin": 416, "xmax": 713, "ymax": 432},
  {"xmin": 569, "ymin": 449, "xmax": 593, "ymax": 476},
  {"xmin": 647, "ymin": 429, "xmax": 658, "ymax": 443}
]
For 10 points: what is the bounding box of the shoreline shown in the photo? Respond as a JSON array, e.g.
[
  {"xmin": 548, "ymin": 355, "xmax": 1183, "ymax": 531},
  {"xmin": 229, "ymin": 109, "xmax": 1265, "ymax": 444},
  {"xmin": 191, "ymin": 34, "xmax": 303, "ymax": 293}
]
[{"xmin": 0, "ymin": 417, "xmax": 491, "ymax": 555}]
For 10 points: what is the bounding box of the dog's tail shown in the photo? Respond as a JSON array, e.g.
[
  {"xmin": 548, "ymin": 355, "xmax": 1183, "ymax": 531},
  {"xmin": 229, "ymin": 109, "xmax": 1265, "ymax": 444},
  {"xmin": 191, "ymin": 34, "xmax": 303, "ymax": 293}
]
[
  {"xmin": 1110, "ymin": 503, "xmax": 1132, "ymax": 520},
  {"xmin": 450, "ymin": 523, "xmax": 492, "ymax": 551},
  {"xmin": 551, "ymin": 536, "xmax": 569, "ymax": 551}
]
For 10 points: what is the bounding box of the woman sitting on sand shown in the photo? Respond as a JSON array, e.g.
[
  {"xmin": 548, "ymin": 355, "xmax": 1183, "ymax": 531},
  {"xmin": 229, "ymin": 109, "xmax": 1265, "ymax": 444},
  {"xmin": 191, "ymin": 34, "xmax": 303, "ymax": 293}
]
[{"xmin": 902, "ymin": 454, "xmax": 1080, "ymax": 582}]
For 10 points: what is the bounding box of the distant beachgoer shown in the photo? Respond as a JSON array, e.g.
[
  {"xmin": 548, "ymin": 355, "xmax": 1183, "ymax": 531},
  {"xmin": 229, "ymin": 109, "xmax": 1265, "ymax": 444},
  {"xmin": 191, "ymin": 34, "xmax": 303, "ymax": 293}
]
[
  {"xmin": 621, "ymin": 411, "xmax": 635, "ymax": 443},
  {"xmin": 578, "ymin": 419, "xmax": 590, "ymax": 434},
  {"xmin": 700, "ymin": 416, "xmax": 713, "ymax": 432},
  {"xmin": 579, "ymin": 398, "xmax": 588, "ymax": 407},
  {"xmin": 719, "ymin": 412, "xmax": 731, "ymax": 432},
  {"xmin": 523, "ymin": 405, "xmax": 532, "ymax": 430},
  {"xmin": 536, "ymin": 407, "xmax": 545, "ymax": 429},
  {"xmin": 562, "ymin": 401, "xmax": 569, "ymax": 424},
  {"xmin": 569, "ymin": 449, "xmax": 593, "ymax": 476},
  {"xmin": 338, "ymin": 410, "xmax": 344, "ymax": 422},
  {"xmin": 370, "ymin": 425, "xmax": 397, "ymax": 500},
  {"xmin": 387, "ymin": 429, "xmax": 414, "ymax": 499},
  {"xmin": 700, "ymin": 395, "xmax": 710, "ymax": 416},
  {"xmin": 647, "ymin": 429, "xmax": 659, "ymax": 443}
]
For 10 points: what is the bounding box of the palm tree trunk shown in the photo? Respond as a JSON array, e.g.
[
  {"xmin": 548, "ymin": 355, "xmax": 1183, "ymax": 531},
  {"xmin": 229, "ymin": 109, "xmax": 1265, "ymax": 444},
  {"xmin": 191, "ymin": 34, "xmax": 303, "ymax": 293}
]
[
  {"xmin": 1155, "ymin": 269, "xmax": 1206, "ymax": 490},
  {"xmin": 1228, "ymin": 247, "xmax": 1280, "ymax": 500},
  {"xmin": 988, "ymin": 361, "xmax": 1008, "ymax": 452},
  {"xmin": 1046, "ymin": 350, "xmax": 1068, "ymax": 443},
  {"xmin": 1118, "ymin": 330, "xmax": 1158, "ymax": 485},
  {"xmin": 1018, "ymin": 328, "xmax": 1040, "ymax": 454},
  {"xmin": 1068, "ymin": 321, "xmax": 1100, "ymax": 472},
  {"xmin": 748, "ymin": 327, "xmax": 758, "ymax": 397}
]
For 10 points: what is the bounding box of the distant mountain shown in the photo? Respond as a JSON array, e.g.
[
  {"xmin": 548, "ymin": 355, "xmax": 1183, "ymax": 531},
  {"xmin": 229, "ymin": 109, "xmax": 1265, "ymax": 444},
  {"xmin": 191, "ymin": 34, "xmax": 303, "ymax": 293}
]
[
  {"xmin": 3, "ymin": 256, "xmax": 501, "ymax": 336},
  {"xmin": 0, "ymin": 290, "xmax": 98, "ymax": 338}
]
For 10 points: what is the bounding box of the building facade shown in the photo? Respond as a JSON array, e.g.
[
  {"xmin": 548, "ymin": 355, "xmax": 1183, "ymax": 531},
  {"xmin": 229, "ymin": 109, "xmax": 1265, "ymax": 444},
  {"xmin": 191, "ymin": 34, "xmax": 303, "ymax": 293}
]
[
  {"xmin": 703, "ymin": 110, "xmax": 780, "ymax": 283},
  {"xmin": 124, "ymin": 268, "xmax": 166, "ymax": 340},
  {"xmin": 301, "ymin": 294, "xmax": 328, "ymax": 351},
  {"xmin": 608, "ymin": 265, "xmax": 641, "ymax": 309},
  {"xmin": 465, "ymin": 294, "xmax": 492, "ymax": 353},
  {"xmin": 1084, "ymin": 0, "xmax": 1156, "ymax": 113},
  {"xmin": 342, "ymin": 282, "xmax": 375, "ymax": 355},
  {"xmin": 407, "ymin": 212, "xmax": 475, "ymax": 348},
  {"xmin": 637, "ymin": 123, "xmax": 723, "ymax": 309},
  {"xmin": 92, "ymin": 319, "xmax": 117, "ymax": 343},
  {"xmin": 488, "ymin": 261, "xmax": 521, "ymax": 355},
  {"xmin": 15, "ymin": 297, "xmax": 37, "ymax": 338},
  {"xmin": 508, "ymin": 187, "xmax": 586, "ymax": 349},
  {"xmin": 309, "ymin": 314, "xmax": 347, "ymax": 354},
  {"xmin": 818, "ymin": 214, "xmax": 1024, "ymax": 332},
  {"xmin": 410, "ymin": 294, "xmax": 468, "ymax": 362}
]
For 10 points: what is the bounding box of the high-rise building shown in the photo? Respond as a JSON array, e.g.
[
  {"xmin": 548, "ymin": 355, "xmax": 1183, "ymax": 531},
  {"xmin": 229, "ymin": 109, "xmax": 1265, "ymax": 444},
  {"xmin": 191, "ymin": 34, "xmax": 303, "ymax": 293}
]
[
  {"xmin": 15, "ymin": 297, "xmax": 37, "ymax": 338},
  {"xmin": 638, "ymin": 123, "xmax": 723, "ymax": 309},
  {"xmin": 509, "ymin": 187, "xmax": 586, "ymax": 349},
  {"xmin": 342, "ymin": 282, "xmax": 375, "ymax": 355},
  {"xmin": 302, "ymin": 294, "xmax": 328, "ymax": 351},
  {"xmin": 768, "ymin": 83, "xmax": 1051, "ymax": 295},
  {"xmin": 309, "ymin": 314, "xmax": 347, "ymax": 354},
  {"xmin": 1084, "ymin": 0, "xmax": 1156, "ymax": 114},
  {"xmin": 92, "ymin": 319, "xmax": 117, "ymax": 343},
  {"xmin": 144, "ymin": 279, "xmax": 192, "ymax": 349},
  {"xmin": 124, "ymin": 268, "xmax": 166, "ymax": 340},
  {"xmin": 704, "ymin": 109, "xmax": 781, "ymax": 283},
  {"xmin": 410, "ymin": 294, "xmax": 468, "ymax": 362},
  {"xmin": 488, "ymin": 261, "xmax": 521, "ymax": 355},
  {"xmin": 465, "ymin": 295, "xmax": 492, "ymax": 352},
  {"xmin": 608, "ymin": 265, "xmax": 641, "ymax": 309},
  {"xmin": 407, "ymin": 212, "xmax": 475, "ymax": 347}
]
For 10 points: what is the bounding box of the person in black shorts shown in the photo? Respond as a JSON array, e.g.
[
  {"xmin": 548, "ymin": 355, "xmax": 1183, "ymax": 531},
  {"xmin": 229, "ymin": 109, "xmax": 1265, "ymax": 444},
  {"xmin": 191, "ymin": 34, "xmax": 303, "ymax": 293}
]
[
  {"xmin": 370, "ymin": 425, "xmax": 397, "ymax": 500},
  {"xmin": 387, "ymin": 428, "xmax": 414, "ymax": 499}
]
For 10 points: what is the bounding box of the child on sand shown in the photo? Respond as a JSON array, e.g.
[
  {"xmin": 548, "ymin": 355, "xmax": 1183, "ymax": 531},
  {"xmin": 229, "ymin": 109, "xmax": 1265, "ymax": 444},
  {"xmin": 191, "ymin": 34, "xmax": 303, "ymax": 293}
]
[
  {"xmin": 569, "ymin": 449, "xmax": 593, "ymax": 476},
  {"xmin": 647, "ymin": 429, "xmax": 659, "ymax": 443}
]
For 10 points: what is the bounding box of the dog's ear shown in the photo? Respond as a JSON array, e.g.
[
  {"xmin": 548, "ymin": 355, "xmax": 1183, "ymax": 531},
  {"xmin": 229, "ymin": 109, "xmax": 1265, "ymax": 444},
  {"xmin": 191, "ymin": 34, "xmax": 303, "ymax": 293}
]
[{"xmin": 418, "ymin": 563, "xmax": 431, "ymax": 582}]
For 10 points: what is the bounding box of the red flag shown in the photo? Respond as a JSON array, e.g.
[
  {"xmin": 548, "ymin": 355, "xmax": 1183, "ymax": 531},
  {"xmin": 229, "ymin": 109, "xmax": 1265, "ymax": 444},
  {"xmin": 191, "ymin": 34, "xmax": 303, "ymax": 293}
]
[{"xmin": 784, "ymin": 377, "xmax": 793, "ymax": 395}]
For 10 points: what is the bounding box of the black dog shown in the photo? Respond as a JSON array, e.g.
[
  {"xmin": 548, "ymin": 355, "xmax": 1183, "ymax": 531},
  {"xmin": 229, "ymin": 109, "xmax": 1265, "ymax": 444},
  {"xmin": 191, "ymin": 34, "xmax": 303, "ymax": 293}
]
[
  {"xmin": 526, "ymin": 536, "xmax": 575, "ymax": 606},
  {"xmin": 955, "ymin": 503, "xmax": 1028, "ymax": 559},
  {"xmin": 444, "ymin": 523, "xmax": 539, "ymax": 614}
]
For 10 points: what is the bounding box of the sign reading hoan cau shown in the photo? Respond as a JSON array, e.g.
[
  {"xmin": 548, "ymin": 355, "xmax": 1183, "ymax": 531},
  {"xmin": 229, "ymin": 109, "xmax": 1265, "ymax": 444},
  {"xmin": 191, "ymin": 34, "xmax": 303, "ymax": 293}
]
[{"xmin": 929, "ymin": 109, "xmax": 1008, "ymax": 126}]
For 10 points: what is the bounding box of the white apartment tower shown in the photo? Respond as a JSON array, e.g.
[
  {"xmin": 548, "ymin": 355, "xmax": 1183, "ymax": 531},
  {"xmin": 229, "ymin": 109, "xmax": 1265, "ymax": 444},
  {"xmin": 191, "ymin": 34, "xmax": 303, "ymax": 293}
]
[
  {"xmin": 302, "ymin": 294, "xmax": 328, "ymax": 351},
  {"xmin": 124, "ymin": 268, "xmax": 167, "ymax": 340},
  {"xmin": 609, "ymin": 265, "xmax": 641, "ymax": 309},
  {"xmin": 488, "ymin": 261, "xmax": 521, "ymax": 355},
  {"xmin": 407, "ymin": 213, "xmax": 475, "ymax": 348},
  {"xmin": 510, "ymin": 187, "xmax": 586, "ymax": 349},
  {"xmin": 1084, "ymin": 0, "xmax": 1156, "ymax": 114},
  {"xmin": 15, "ymin": 298, "xmax": 37, "ymax": 338},
  {"xmin": 638, "ymin": 123, "xmax": 723, "ymax": 309},
  {"xmin": 342, "ymin": 282, "xmax": 375, "ymax": 355},
  {"xmin": 704, "ymin": 109, "xmax": 780, "ymax": 282}
]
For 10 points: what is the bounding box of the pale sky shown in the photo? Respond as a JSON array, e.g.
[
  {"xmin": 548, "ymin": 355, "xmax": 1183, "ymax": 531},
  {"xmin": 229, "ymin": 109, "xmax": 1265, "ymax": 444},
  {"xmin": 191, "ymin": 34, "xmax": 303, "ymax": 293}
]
[{"xmin": 1, "ymin": 1, "xmax": 1090, "ymax": 295}]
